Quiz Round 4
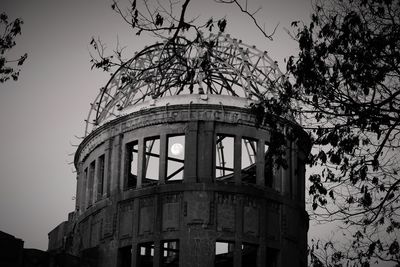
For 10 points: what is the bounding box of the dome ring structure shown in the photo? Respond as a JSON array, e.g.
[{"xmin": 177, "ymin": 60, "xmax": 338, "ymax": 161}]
[{"xmin": 85, "ymin": 33, "xmax": 286, "ymax": 136}]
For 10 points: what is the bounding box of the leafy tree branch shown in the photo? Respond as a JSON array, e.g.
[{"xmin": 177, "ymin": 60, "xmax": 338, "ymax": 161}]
[{"xmin": 0, "ymin": 12, "xmax": 27, "ymax": 83}]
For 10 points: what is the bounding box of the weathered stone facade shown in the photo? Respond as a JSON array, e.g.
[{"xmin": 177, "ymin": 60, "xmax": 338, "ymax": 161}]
[{"xmin": 49, "ymin": 95, "xmax": 310, "ymax": 267}]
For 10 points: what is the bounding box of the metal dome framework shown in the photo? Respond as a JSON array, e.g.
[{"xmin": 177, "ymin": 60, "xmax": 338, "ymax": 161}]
[{"xmin": 85, "ymin": 33, "xmax": 286, "ymax": 136}]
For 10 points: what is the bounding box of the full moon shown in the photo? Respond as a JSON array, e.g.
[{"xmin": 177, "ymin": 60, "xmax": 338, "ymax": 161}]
[{"xmin": 171, "ymin": 143, "xmax": 184, "ymax": 156}]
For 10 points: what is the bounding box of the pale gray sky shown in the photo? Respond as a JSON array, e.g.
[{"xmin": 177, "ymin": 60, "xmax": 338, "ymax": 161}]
[{"xmin": 0, "ymin": 0, "xmax": 312, "ymax": 250}]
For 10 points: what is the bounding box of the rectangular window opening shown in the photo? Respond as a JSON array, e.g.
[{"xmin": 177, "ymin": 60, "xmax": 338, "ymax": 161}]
[
  {"xmin": 215, "ymin": 135, "xmax": 234, "ymax": 182},
  {"xmin": 162, "ymin": 240, "xmax": 179, "ymax": 267},
  {"xmin": 167, "ymin": 135, "xmax": 185, "ymax": 183},
  {"xmin": 88, "ymin": 160, "xmax": 95, "ymax": 207},
  {"xmin": 97, "ymin": 155, "xmax": 105, "ymax": 200},
  {"xmin": 138, "ymin": 242, "xmax": 154, "ymax": 267},
  {"xmin": 126, "ymin": 141, "xmax": 138, "ymax": 189},
  {"xmin": 118, "ymin": 245, "xmax": 132, "ymax": 267},
  {"xmin": 241, "ymin": 243, "xmax": 258, "ymax": 267},
  {"xmin": 266, "ymin": 247, "xmax": 279, "ymax": 267},
  {"xmin": 215, "ymin": 241, "xmax": 234, "ymax": 267},
  {"xmin": 241, "ymin": 137, "xmax": 257, "ymax": 184},
  {"xmin": 144, "ymin": 137, "xmax": 160, "ymax": 185}
]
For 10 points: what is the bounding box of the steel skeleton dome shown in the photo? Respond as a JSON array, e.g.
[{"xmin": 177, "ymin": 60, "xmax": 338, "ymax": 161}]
[{"xmin": 85, "ymin": 33, "xmax": 286, "ymax": 136}]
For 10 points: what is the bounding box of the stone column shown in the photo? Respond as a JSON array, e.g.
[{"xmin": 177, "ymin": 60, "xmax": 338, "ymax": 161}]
[
  {"xmin": 184, "ymin": 121, "xmax": 198, "ymax": 183},
  {"xmin": 197, "ymin": 121, "xmax": 214, "ymax": 183},
  {"xmin": 234, "ymin": 135, "xmax": 242, "ymax": 185},
  {"xmin": 136, "ymin": 138, "xmax": 145, "ymax": 189},
  {"xmin": 110, "ymin": 134, "xmax": 123, "ymax": 194},
  {"xmin": 256, "ymin": 138, "xmax": 266, "ymax": 186},
  {"xmin": 159, "ymin": 134, "xmax": 167, "ymax": 184}
]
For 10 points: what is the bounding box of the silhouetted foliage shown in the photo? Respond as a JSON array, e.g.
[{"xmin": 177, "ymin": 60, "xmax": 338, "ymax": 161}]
[
  {"xmin": 287, "ymin": 0, "xmax": 400, "ymax": 265},
  {"xmin": 0, "ymin": 12, "xmax": 27, "ymax": 83},
  {"xmin": 89, "ymin": 0, "xmax": 277, "ymax": 72}
]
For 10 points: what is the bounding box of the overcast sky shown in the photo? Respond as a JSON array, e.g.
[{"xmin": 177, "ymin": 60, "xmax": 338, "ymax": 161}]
[{"xmin": 0, "ymin": 0, "xmax": 312, "ymax": 250}]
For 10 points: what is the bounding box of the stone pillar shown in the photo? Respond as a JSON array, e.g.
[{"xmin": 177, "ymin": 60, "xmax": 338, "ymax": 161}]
[
  {"xmin": 76, "ymin": 162, "xmax": 84, "ymax": 213},
  {"xmin": 75, "ymin": 174, "xmax": 80, "ymax": 212},
  {"xmin": 153, "ymin": 195, "xmax": 162, "ymax": 267},
  {"xmin": 93, "ymin": 156, "xmax": 99, "ymax": 203},
  {"xmin": 256, "ymin": 138, "xmax": 266, "ymax": 186},
  {"xmin": 298, "ymin": 150, "xmax": 306, "ymax": 207},
  {"xmin": 234, "ymin": 135, "xmax": 242, "ymax": 185},
  {"xmin": 197, "ymin": 122, "xmax": 214, "ymax": 183},
  {"xmin": 291, "ymin": 142, "xmax": 298, "ymax": 200},
  {"xmin": 184, "ymin": 121, "xmax": 198, "ymax": 183},
  {"xmin": 281, "ymin": 144, "xmax": 291, "ymax": 197},
  {"xmin": 105, "ymin": 139, "xmax": 112, "ymax": 197},
  {"xmin": 131, "ymin": 199, "xmax": 140, "ymax": 267},
  {"xmin": 136, "ymin": 138, "xmax": 145, "ymax": 189},
  {"xmin": 110, "ymin": 134, "xmax": 123, "ymax": 194},
  {"xmin": 159, "ymin": 134, "xmax": 167, "ymax": 184},
  {"xmin": 234, "ymin": 195, "xmax": 244, "ymax": 267},
  {"xmin": 258, "ymin": 200, "xmax": 267, "ymax": 267}
]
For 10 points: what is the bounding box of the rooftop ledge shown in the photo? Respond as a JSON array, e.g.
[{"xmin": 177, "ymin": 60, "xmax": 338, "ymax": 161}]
[{"xmin": 99, "ymin": 94, "xmax": 256, "ymax": 126}]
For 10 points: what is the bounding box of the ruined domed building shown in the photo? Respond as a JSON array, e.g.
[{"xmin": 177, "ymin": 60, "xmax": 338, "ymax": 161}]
[{"xmin": 48, "ymin": 34, "xmax": 311, "ymax": 267}]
